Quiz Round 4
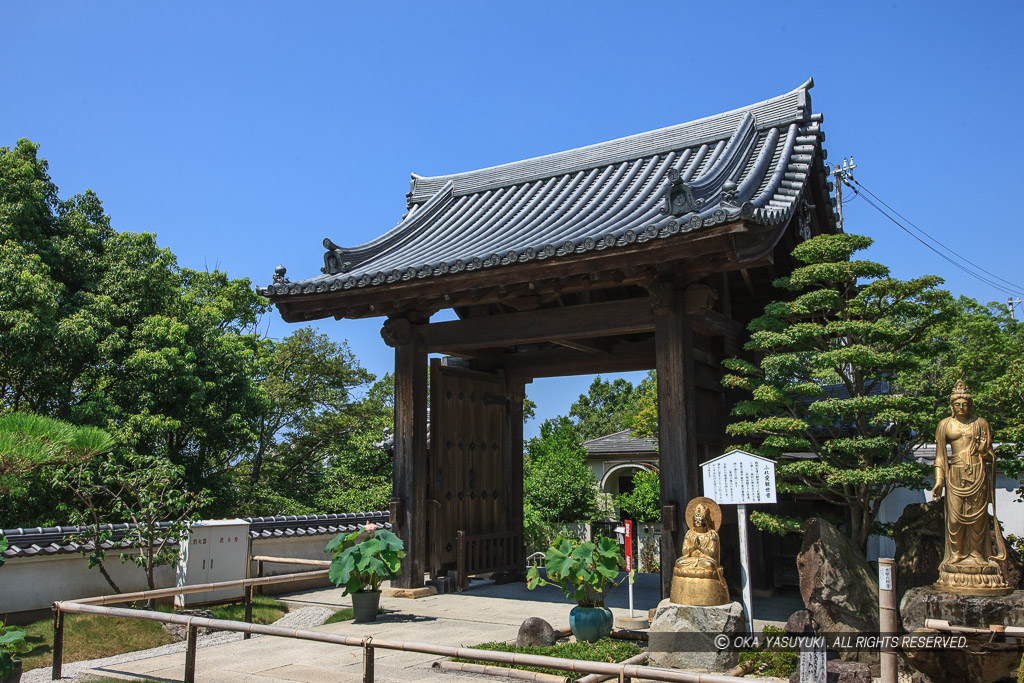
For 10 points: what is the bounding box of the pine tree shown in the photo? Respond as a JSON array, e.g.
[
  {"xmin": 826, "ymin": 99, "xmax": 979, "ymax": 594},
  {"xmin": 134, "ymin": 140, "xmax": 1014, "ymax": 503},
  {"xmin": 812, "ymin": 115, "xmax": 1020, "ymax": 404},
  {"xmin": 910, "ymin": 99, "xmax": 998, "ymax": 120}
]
[{"xmin": 722, "ymin": 233, "xmax": 951, "ymax": 551}]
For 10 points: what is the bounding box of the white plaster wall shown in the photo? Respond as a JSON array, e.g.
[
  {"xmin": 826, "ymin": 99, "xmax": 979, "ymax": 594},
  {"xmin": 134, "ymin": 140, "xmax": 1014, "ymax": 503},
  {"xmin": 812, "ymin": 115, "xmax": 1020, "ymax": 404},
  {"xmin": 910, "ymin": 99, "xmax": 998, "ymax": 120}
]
[
  {"xmin": 0, "ymin": 550, "xmax": 178, "ymax": 614},
  {"xmin": 0, "ymin": 535, "xmax": 339, "ymax": 615},
  {"xmin": 867, "ymin": 471, "xmax": 1023, "ymax": 561}
]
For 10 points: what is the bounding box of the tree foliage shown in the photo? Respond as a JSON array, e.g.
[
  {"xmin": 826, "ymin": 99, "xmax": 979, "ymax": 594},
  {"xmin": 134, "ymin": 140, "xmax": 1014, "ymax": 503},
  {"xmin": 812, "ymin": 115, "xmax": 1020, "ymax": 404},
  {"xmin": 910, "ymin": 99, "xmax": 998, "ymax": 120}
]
[
  {"xmin": 569, "ymin": 376, "xmax": 645, "ymax": 441},
  {"xmin": 524, "ymin": 417, "xmax": 598, "ymax": 524},
  {"xmin": 722, "ymin": 233, "xmax": 950, "ymax": 551},
  {"xmin": 614, "ymin": 469, "xmax": 661, "ymax": 522}
]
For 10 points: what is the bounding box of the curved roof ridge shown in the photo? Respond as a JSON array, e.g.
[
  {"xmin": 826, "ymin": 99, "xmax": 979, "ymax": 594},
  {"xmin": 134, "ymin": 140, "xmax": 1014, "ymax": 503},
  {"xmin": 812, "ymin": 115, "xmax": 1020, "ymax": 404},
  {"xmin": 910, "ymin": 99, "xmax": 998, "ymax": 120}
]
[{"xmin": 408, "ymin": 80, "xmax": 813, "ymax": 205}]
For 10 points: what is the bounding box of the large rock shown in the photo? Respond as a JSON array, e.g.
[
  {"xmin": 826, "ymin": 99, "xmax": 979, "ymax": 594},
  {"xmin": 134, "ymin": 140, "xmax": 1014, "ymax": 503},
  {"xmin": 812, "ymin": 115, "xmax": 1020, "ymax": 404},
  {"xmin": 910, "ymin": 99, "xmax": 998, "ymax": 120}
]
[
  {"xmin": 516, "ymin": 617, "xmax": 558, "ymax": 647},
  {"xmin": 900, "ymin": 586, "xmax": 1024, "ymax": 683},
  {"xmin": 797, "ymin": 518, "xmax": 878, "ymax": 665},
  {"xmin": 648, "ymin": 599, "xmax": 744, "ymax": 672},
  {"xmin": 894, "ymin": 500, "xmax": 1022, "ymax": 602}
]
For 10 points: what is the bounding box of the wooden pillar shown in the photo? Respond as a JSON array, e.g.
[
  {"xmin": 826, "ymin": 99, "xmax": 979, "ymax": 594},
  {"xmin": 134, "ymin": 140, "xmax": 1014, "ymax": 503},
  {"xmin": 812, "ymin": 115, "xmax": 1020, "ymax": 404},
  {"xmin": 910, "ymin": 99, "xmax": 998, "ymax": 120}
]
[
  {"xmin": 383, "ymin": 316, "xmax": 428, "ymax": 588},
  {"xmin": 651, "ymin": 282, "xmax": 698, "ymax": 599},
  {"xmin": 507, "ymin": 378, "xmax": 527, "ymax": 568}
]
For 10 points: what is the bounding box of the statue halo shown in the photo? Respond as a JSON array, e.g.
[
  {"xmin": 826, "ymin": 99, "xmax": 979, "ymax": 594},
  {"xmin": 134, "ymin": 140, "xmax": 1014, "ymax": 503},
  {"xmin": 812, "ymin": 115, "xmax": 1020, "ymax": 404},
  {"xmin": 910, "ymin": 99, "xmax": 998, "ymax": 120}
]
[{"xmin": 686, "ymin": 496, "xmax": 723, "ymax": 532}]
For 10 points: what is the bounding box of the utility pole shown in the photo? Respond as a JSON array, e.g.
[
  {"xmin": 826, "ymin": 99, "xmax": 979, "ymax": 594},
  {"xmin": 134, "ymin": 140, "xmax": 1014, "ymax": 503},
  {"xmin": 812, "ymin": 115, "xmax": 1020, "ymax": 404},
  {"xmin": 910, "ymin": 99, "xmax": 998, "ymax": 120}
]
[
  {"xmin": 828, "ymin": 156, "xmax": 857, "ymax": 232},
  {"xmin": 1009, "ymin": 297, "xmax": 1023, "ymax": 320}
]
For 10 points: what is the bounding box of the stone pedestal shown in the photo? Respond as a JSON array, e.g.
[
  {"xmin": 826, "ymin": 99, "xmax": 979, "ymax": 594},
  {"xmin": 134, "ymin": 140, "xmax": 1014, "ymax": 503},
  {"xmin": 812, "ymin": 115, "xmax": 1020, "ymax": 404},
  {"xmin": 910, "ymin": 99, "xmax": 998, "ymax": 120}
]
[
  {"xmin": 900, "ymin": 586, "xmax": 1024, "ymax": 683},
  {"xmin": 648, "ymin": 599, "xmax": 744, "ymax": 672}
]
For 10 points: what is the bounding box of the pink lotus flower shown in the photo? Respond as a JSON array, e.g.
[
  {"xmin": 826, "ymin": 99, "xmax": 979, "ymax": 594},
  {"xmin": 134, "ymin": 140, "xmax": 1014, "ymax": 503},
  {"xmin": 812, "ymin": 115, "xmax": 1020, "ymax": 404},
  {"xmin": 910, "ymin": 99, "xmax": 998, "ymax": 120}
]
[{"xmin": 363, "ymin": 523, "xmax": 378, "ymax": 532}]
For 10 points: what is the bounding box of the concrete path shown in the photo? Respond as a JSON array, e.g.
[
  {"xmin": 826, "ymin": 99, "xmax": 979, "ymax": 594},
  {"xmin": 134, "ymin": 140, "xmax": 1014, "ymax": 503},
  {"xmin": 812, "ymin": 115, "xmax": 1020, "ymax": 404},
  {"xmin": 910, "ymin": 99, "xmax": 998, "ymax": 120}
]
[{"xmin": 42, "ymin": 573, "xmax": 800, "ymax": 682}]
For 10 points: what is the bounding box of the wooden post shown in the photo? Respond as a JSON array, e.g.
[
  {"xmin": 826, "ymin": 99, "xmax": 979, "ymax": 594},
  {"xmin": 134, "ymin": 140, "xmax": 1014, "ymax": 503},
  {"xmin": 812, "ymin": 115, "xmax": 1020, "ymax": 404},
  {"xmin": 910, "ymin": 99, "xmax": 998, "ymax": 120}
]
[
  {"xmin": 184, "ymin": 623, "xmax": 199, "ymax": 683},
  {"xmin": 257, "ymin": 559, "xmax": 264, "ymax": 596},
  {"xmin": 508, "ymin": 379, "xmax": 527, "ymax": 569},
  {"xmin": 51, "ymin": 608, "xmax": 64, "ymax": 681},
  {"xmin": 457, "ymin": 530, "xmax": 467, "ymax": 591},
  {"xmin": 243, "ymin": 585, "xmax": 253, "ymax": 639},
  {"xmin": 737, "ymin": 504, "xmax": 753, "ymax": 635},
  {"xmin": 652, "ymin": 282, "xmax": 696, "ymax": 599},
  {"xmin": 388, "ymin": 315, "xmax": 429, "ymax": 588},
  {"xmin": 363, "ymin": 640, "xmax": 375, "ymax": 683},
  {"xmin": 879, "ymin": 558, "xmax": 897, "ymax": 683}
]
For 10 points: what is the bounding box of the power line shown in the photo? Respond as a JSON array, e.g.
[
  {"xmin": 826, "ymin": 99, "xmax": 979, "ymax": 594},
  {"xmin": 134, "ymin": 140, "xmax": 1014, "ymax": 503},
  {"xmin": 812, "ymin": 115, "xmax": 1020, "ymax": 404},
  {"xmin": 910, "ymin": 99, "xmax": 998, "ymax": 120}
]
[
  {"xmin": 839, "ymin": 178, "xmax": 1024, "ymax": 299},
  {"xmin": 849, "ymin": 178, "xmax": 1024, "ymax": 294}
]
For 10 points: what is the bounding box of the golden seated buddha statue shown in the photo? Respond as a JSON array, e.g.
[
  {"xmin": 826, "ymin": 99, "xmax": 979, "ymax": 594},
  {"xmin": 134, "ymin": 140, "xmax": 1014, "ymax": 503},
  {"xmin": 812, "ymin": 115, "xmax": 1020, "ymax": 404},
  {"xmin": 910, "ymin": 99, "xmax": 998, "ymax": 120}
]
[{"xmin": 670, "ymin": 497, "xmax": 730, "ymax": 606}]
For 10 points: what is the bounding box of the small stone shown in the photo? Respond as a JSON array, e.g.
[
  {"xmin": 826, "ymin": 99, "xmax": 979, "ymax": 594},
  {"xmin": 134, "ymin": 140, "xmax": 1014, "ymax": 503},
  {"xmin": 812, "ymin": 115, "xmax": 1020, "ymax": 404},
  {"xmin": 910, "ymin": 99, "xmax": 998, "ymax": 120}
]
[
  {"xmin": 517, "ymin": 617, "xmax": 558, "ymax": 647},
  {"xmin": 162, "ymin": 609, "xmax": 215, "ymax": 640},
  {"xmin": 785, "ymin": 609, "xmax": 814, "ymax": 636}
]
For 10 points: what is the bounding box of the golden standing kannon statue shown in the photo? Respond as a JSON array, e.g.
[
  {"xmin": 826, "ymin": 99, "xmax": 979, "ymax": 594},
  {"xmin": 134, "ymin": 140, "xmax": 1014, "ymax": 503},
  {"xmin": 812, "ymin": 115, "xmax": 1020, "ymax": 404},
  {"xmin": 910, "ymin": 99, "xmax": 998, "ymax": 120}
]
[
  {"xmin": 670, "ymin": 497, "xmax": 730, "ymax": 606},
  {"xmin": 932, "ymin": 379, "xmax": 1011, "ymax": 595}
]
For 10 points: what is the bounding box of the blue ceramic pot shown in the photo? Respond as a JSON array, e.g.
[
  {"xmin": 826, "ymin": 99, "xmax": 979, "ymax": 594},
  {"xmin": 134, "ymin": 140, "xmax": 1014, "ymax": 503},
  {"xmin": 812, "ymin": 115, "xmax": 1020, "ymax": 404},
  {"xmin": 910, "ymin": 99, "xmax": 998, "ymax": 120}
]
[{"xmin": 569, "ymin": 605, "xmax": 613, "ymax": 643}]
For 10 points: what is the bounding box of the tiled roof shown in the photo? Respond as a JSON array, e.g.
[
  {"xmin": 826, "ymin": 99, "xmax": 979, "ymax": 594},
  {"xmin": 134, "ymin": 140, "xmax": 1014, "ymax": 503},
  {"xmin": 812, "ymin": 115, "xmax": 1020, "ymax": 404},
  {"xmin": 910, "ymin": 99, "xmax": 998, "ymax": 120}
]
[
  {"xmin": 583, "ymin": 430, "xmax": 658, "ymax": 456},
  {"xmin": 1, "ymin": 511, "xmax": 390, "ymax": 559},
  {"xmin": 262, "ymin": 79, "xmax": 831, "ymax": 298}
]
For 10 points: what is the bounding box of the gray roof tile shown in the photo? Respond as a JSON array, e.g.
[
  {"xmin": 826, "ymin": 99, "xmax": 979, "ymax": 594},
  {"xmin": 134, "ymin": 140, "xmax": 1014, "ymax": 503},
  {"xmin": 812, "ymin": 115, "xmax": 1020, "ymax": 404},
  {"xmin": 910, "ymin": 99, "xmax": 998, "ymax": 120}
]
[
  {"xmin": 583, "ymin": 430, "xmax": 659, "ymax": 456},
  {"xmin": 263, "ymin": 80, "xmax": 831, "ymax": 298}
]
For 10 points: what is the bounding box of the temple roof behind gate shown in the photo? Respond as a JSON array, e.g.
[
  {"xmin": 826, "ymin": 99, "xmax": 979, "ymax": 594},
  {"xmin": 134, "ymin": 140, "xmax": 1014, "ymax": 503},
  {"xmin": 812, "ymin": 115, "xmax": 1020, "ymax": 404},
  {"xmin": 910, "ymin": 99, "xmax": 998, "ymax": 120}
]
[{"xmin": 262, "ymin": 79, "xmax": 833, "ymax": 321}]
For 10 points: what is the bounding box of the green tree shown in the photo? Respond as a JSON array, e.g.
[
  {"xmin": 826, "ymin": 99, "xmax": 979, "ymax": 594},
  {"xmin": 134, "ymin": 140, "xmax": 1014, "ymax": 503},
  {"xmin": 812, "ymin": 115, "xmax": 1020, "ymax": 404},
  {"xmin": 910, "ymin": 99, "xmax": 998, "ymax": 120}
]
[
  {"xmin": 569, "ymin": 376, "xmax": 642, "ymax": 441},
  {"xmin": 524, "ymin": 417, "xmax": 598, "ymax": 523},
  {"xmin": 614, "ymin": 469, "xmax": 661, "ymax": 522},
  {"xmin": 315, "ymin": 374, "xmax": 395, "ymax": 513},
  {"xmin": 242, "ymin": 327, "xmax": 374, "ymax": 511},
  {"xmin": 56, "ymin": 452, "xmax": 204, "ymax": 597},
  {"xmin": 722, "ymin": 233, "xmax": 950, "ymax": 551},
  {"xmin": 0, "ymin": 139, "xmax": 269, "ymax": 516}
]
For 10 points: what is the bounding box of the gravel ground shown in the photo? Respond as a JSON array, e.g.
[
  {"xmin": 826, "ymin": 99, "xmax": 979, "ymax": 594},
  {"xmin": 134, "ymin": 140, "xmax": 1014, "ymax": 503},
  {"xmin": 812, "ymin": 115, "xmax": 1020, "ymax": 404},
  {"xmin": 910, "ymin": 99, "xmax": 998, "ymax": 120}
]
[{"xmin": 22, "ymin": 605, "xmax": 338, "ymax": 682}]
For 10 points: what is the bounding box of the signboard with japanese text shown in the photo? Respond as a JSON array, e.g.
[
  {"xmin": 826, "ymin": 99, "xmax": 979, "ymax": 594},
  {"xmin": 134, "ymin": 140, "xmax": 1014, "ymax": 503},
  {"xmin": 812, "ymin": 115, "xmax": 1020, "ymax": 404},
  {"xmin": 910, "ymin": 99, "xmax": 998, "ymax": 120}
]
[
  {"xmin": 624, "ymin": 520, "xmax": 633, "ymax": 572},
  {"xmin": 700, "ymin": 449, "xmax": 777, "ymax": 505}
]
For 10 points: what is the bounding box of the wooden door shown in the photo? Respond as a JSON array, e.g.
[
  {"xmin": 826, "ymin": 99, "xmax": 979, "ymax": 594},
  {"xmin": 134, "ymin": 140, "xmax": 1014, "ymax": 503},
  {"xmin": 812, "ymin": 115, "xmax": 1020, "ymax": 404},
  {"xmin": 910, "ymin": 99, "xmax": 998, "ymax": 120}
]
[{"xmin": 429, "ymin": 362, "xmax": 514, "ymax": 570}]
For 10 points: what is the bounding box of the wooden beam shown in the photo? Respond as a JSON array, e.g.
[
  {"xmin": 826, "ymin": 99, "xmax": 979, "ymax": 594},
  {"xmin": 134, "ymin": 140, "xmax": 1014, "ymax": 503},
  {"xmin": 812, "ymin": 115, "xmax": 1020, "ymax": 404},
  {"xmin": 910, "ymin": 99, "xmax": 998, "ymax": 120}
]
[
  {"xmin": 420, "ymin": 299, "xmax": 655, "ymax": 353},
  {"xmin": 550, "ymin": 338, "xmax": 613, "ymax": 354},
  {"xmin": 504, "ymin": 340, "xmax": 655, "ymax": 379}
]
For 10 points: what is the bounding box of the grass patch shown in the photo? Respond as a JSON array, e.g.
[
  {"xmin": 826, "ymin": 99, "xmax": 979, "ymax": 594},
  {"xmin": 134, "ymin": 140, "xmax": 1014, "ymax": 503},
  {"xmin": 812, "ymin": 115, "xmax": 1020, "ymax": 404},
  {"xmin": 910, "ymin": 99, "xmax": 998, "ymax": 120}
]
[
  {"xmin": 453, "ymin": 638, "xmax": 642, "ymax": 679},
  {"xmin": 20, "ymin": 613, "xmax": 176, "ymax": 673},
  {"xmin": 323, "ymin": 607, "xmax": 386, "ymax": 624},
  {"xmin": 737, "ymin": 625, "xmax": 798, "ymax": 678},
  {"xmin": 18, "ymin": 596, "xmax": 288, "ymax": 673}
]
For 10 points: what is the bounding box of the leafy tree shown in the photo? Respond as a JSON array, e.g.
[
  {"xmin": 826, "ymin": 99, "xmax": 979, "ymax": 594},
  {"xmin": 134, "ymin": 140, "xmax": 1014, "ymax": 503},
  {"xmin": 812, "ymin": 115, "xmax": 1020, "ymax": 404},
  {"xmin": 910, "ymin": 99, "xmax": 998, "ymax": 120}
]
[
  {"xmin": 722, "ymin": 233, "xmax": 950, "ymax": 551},
  {"xmin": 524, "ymin": 417, "xmax": 598, "ymax": 524},
  {"xmin": 569, "ymin": 376, "xmax": 643, "ymax": 441},
  {"xmin": 625, "ymin": 371, "xmax": 658, "ymax": 440},
  {"xmin": 0, "ymin": 139, "xmax": 268, "ymax": 516},
  {"xmin": 0, "ymin": 413, "xmax": 114, "ymax": 491},
  {"xmin": 244, "ymin": 328, "xmax": 374, "ymax": 506},
  {"xmin": 55, "ymin": 452, "xmax": 205, "ymax": 597},
  {"xmin": 614, "ymin": 469, "xmax": 661, "ymax": 523}
]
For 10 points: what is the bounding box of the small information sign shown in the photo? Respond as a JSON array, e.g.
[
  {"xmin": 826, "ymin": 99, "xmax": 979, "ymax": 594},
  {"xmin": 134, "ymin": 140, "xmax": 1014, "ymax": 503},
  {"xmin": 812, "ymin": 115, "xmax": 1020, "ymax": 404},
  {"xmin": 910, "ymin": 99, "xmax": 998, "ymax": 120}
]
[
  {"xmin": 701, "ymin": 449, "xmax": 777, "ymax": 505},
  {"xmin": 879, "ymin": 563, "xmax": 893, "ymax": 592},
  {"xmin": 799, "ymin": 646, "xmax": 827, "ymax": 683}
]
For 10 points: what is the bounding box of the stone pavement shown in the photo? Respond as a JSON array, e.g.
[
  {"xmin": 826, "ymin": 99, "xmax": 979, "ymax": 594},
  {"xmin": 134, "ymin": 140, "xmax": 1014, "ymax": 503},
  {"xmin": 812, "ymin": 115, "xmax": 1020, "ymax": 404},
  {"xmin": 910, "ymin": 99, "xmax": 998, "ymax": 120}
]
[{"xmin": 67, "ymin": 573, "xmax": 801, "ymax": 682}]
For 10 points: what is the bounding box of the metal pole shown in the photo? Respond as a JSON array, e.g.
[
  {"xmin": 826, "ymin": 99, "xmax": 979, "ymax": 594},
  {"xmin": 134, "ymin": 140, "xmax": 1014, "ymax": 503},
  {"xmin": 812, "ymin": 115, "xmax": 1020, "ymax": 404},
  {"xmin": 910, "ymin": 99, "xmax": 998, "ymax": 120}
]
[
  {"xmin": 737, "ymin": 503, "xmax": 754, "ymax": 635},
  {"xmin": 878, "ymin": 558, "xmax": 897, "ymax": 683},
  {"xmin": 51, "ymin": 608, "xmax": 64, "ymax": 681},
  {"xmin": 184, "ymin": 622, "xmax": 199, "ymax": 683}
]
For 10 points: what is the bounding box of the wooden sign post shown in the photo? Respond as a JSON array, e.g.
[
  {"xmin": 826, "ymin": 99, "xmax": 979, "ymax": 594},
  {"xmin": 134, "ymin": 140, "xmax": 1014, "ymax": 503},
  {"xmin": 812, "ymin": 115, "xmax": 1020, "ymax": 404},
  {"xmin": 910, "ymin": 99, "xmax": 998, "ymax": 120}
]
[{"xmin": 701, "ymin": 449, "xmax": 777, "ymax": 635}]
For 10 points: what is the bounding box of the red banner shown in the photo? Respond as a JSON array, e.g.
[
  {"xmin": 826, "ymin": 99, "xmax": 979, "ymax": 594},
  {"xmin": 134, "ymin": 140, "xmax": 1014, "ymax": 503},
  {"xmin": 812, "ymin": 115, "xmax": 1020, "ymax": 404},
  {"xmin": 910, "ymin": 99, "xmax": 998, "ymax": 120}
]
[{"xmin": 624, "ymin": 519, "xmax": 633, "ymax": 572}]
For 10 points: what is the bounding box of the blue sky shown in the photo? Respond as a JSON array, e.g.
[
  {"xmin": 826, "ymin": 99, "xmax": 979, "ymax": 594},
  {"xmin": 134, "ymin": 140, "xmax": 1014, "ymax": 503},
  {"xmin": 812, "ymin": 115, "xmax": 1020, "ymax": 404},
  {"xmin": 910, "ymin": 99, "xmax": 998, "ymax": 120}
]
[{"xmin": 4, "ymin": 2, "xmax": 1022, "ymax": 438}]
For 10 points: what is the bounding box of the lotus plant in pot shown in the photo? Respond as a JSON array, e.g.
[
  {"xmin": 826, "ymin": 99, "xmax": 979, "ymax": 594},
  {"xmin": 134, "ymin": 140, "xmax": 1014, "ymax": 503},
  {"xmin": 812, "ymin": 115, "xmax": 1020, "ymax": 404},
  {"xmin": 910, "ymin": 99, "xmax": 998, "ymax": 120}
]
[
  {"xmin": 325, "ymin": 523, "xmax": 405, "ymax": 623},
  {"xmin": 526, "ymin": 534, "xmax": 629, "ymax": 642}
]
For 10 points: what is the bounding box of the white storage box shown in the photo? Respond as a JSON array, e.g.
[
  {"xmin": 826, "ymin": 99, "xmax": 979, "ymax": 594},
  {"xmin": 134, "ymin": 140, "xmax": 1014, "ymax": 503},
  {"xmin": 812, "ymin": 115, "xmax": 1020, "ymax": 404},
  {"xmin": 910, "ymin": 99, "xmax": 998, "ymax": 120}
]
[{"xmin": 175, "ymin": 519, "xmax": 250, "ymax": 607}]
